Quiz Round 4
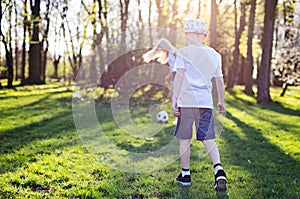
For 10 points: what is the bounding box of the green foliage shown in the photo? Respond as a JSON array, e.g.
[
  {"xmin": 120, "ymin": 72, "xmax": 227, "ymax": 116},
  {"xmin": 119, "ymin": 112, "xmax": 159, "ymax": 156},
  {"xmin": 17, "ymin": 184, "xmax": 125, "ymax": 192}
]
[
  {"xmin": 0, "ymin": 83, "xmax": 299, "ymax": 198},
  {"xmin": 273, "ymin": 0, "xmax": 300, "ymax": 87}
]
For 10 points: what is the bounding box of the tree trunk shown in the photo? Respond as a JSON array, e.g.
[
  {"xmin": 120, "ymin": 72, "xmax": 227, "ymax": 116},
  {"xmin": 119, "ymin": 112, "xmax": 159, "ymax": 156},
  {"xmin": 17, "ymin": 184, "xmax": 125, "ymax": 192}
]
[
  {"xmin": 238, "ymin": 55, "xmax": 246, "ymax": 85},
  {"xmin": 62, "ymin": 16, "xmax": 83, "ymax": 81},
  {"xmin": 137, "ymin": 0, "xmax": 143, "ymax": 29},
  {"xmin": 257, "ymin": 0, "xmax": 278, "ymax": 104},
  {"xmin": 156, "ymin": 0, "xmax": 170, "ymax": 28},
  {"xmin": 170, "ymin": 0, "xmax": 179, "ymax": 30},
  {"xmin": 21, "ymin": 0, "xmax": 28, "ymax": 84},
  {"xmin": 97, "ymin": 0, "xmax": 109, "ymax": 75},
  {"xmin": 53, "ymin": 56, "xmax": 61, "ymax": 79},
  {"xmin": 91, "ymin": 0, "xmax": 98, "ymax": 86},
  {"xmin": 196, "ymin": 0, "xmax": 201, "ymax": 19},
  {"xmin": 7, "ymin": 1, "xmax": 14, "ymax": 88},
  {"xmin": 119, "ymin": 0, "xmax": 130, "ymax": 51},
  {"xmin": 14, "ymin": 0, "xmax": 19, "ymax": 81},
  {"xmin": 226, "ymin": 1, "xmax": 247, "ymax": 91},
  {"xmin": 210, "ymin": 0, "xmax": 217, "ymax": 49},
  {"xmin": 6, "ymin": 48, "xmax": 14, "ymax": 88},
  {"xmin": 183, "ymin": 0, "xmax": 191, "ymax": 17},
  {"xmin": 41, "ymin": 0, "xmax": 51, "ymax": 83},
  {"xmin": 27, "ymin": 0, "xmax": 42, "ymax": 84},
  {"xmin": 120, "ymin": 0, "xmax": 130, "ymax": 32},
  {"xmin": 0, "ymin": 1, "xmax": 14, "ymax": 88},
  {"xmin": 244, "ymin": 0, "xmax": 256, "ymax": 95},
  {"xmin": 148, "ymin": 0, "xmax": 152, "ymax": 28},
  {"xmin": 148, "ymin": 0, "xmax": 153, "ymax": 46}
]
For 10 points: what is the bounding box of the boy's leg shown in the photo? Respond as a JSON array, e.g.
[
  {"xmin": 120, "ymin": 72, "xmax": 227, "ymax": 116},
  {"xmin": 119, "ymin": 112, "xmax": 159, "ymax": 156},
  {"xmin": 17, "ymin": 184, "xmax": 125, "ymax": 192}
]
[
  {"xmin": 202, "ymin": 139, "xmax": 220, "ymax": 165},
  {"xmin": 180, "ymin": 139, "xmax": 191, "ymax": 169},
  {"xmin": 175, "ymin": 138, "xmax": 192, "ymax": 186},
  {"xmin": 203, "ymin": 139, "xmax": 227, "ymax": 191},
  {"xmin": 174, "ymin": 108, "xmax": 194, "ymax": 186}
]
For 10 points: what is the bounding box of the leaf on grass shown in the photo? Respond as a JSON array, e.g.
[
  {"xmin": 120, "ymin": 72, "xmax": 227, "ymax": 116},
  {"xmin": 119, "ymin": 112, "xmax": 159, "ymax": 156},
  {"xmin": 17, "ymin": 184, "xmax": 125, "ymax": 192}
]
[{"xmin": 145, "ymin": 137, "xmax": 154, "ymax": 141}]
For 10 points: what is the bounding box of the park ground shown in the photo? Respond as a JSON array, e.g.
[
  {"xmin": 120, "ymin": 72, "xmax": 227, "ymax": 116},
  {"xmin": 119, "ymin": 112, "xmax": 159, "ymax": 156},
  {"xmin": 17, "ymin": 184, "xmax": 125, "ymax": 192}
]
[{"xmin": 0, "ymin": 81, "xmax": 299, "ymax": 198}]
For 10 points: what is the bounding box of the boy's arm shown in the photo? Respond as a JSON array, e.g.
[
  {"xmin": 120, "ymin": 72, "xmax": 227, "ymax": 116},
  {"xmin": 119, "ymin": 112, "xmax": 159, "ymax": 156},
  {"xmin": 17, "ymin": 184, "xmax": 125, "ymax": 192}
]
[
  {"xmin": 166, "ymin": 72, "xmax": 176, "ymax": 100},
  {"xmin": 172, "ymin": 68, "xmax": 185, "ymax": 117},
  {"xmin": 214, "ymin": 76, "xmax": 226, "ymax": 114}
]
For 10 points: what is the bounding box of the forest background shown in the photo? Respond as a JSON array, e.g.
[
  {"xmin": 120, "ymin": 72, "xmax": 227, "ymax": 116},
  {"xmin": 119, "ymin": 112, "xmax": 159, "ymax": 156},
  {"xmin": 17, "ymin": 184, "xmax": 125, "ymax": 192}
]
[
  {"xmin": 0, "ymin": 0, "xmax": 299, "ymax": 103},
  {"xmin": 0, "ymin": 0, "xmax": 300, "ymax": 198}
]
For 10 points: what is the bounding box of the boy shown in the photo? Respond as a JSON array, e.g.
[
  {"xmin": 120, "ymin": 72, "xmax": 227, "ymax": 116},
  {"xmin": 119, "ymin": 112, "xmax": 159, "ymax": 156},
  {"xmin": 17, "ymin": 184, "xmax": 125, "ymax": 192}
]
[{"xmin": 172, "ymin": 19, "xmax": 227, "ymax": 191}]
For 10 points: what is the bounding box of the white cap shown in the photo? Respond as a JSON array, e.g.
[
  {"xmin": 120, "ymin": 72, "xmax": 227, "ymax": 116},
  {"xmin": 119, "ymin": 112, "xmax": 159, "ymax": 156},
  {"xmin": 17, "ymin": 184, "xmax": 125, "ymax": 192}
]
[{"xmin": 184, "ymin": 19, "xmax": 210, "ymax": 35}]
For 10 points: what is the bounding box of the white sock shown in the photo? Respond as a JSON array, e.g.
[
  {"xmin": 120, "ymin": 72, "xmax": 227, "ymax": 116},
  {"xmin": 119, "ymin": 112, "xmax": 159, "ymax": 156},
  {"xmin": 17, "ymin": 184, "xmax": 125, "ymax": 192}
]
[
  {"xmin": 214, "ymin": 165, "xmax": 223, "ymax": 175},
  {"xmin": 182, "ymin": 169, "xmax": 190, "ymax": 177}
]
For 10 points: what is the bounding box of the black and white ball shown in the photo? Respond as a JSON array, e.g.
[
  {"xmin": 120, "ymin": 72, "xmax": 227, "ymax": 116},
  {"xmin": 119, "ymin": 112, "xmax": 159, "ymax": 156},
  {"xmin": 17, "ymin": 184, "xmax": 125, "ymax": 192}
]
[{"xmin": 156, "ymin": 111, "xmax": 169, "ymax": 123}]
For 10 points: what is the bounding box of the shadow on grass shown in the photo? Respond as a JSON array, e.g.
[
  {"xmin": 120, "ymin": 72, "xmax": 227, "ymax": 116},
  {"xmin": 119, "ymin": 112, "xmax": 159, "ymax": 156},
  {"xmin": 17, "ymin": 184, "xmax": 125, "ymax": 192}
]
[
  {"xmin": 221, "ymin": 111, "xmax": 300, "ymax": 197},
  {"xmin": 0, "ymin": 90, "xmax": 71, "ymax": 119},
  {"xmin": 228, "ymin": 91, "xmax": 300, "ymax": 117},
  {"xmin": 0, "ymin": 110, "xmax": 78, "ymax": 174},
  {"xmin": 226, "ymin": 93, "xmax": 300, "ymax": 140}
]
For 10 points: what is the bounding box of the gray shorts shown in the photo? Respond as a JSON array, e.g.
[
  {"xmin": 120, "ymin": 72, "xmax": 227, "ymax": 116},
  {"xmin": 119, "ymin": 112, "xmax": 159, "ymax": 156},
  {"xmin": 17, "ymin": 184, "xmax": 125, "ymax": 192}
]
[{"xmin": 174, "ymin": 107, "xmax": 216, "ymax": 141}]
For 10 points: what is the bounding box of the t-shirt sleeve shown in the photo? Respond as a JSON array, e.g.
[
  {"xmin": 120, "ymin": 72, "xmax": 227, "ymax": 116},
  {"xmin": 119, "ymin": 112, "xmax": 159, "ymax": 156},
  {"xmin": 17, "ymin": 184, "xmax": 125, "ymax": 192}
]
[
  {"xmin": 214, "ymin": 53, "xmax": 223, "ymax": 77},
  {"xmin": 168, "ymin": 52, "xmax": 176, "ymax": 72},
  {"xmin": 174, "ymin": 56, "xmax": 185, "ymax": 70}
]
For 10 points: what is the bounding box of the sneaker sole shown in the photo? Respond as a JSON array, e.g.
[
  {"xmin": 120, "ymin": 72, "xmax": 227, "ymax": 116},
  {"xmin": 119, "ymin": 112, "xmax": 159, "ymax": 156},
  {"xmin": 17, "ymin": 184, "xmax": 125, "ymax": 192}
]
[
  {"xmin": 176, "ymin": 180, "xmax": 191, "ymax": 186},
  {"xmin": 215, "ymin": 179, "xmax": 227, "ymax": 191}
]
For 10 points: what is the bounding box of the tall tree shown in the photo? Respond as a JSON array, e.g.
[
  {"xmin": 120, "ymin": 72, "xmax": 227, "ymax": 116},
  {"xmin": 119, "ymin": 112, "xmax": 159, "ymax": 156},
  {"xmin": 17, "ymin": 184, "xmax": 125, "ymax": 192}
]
[
  {"xmin": 156, "ymin": 0, "xmax": 170, "ymax": 28},
  {"xmin": 21, "ymin": 0, "xmax": 28, "ymax": 84},
  {"xmin": 244, "ymin": 0, "xmax": 256, "ymax": 95},
  {"xmin": 81, "ymin": 0, "xmax": 98, "ymax": 84},
  {"xmin": 62, "ymin": 19, "xmax": 83, "ymax": 81},
  {"xmin": 170, "ymin": 0, "xmax": 179, "ymax": 30},
  {"xmin": 183, "ymin": 0, "xmax": 191, "ymax": 17},
  {"xmin": 119, "ymin": 0, "xmax": 130, "ymax": 50},
  {"xmin": 210, "ymin": 0, "xmax": 217, "ymax": 48},
  {"xmin": 14, "ymin": 0, "xmax": 18, "ymax": 81},
  {"xmin": 148, "ymin": 0, "xmax": 152, "ymax": 28},
  {"xmin": 257, "ymin": 0, "xmax": 278, "ymax": 104},
  {"xmin": 226, "ymin": 1, "xmax": 247, "ymax": 91},
  {"xmin": 120, "ymin": 0, "xmax": 130, "ymax": 32},
  {"xmin": 196, "ymin": 0, "xmax": 202, "ymax": 19},
  {"xmin": 40, "ymin": 0, "xmax": 51, "ymax": 83},
  {"xmin": 0, "ymin": 1, "xmax": 14, "ymax": 88},
  {"xmin": 27, "ymin": 0, "xmax": 42, "ymax": 84},
  {"xmin": 51, "ymin": 0, "xmax": 63, "ymax": 79},
  {"xmin": 97, "ymin": 0, "xmax": 109, "ymax": 75}
]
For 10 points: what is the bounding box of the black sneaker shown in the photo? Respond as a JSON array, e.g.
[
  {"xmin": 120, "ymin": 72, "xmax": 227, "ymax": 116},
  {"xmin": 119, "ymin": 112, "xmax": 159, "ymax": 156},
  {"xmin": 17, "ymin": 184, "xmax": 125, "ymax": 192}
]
[
  {"xmin": 214, "ymin": 169, "xmax": 227, "ymax": 191},
  {"xmin": 175, "ymin": 173, "xmax": 191, "ymax": 186}
]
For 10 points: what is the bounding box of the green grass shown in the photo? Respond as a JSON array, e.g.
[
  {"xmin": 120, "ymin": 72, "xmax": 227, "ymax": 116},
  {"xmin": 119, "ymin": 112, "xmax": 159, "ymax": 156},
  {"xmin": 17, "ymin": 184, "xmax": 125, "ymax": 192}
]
[{"xmin": 0, "ymin": 82, "xmax": 299, "ymax": 198}]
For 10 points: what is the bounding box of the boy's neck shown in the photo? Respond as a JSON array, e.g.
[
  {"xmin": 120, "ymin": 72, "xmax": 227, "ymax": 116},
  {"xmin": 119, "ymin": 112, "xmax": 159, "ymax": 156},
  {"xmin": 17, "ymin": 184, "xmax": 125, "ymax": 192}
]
[
  {"xmin": 188, "ymin": 40, "xmax": 204, "ymax": 46},
  {"xmin": 186, "ymin": 33, "xmax": 206, "ymax": 46}
]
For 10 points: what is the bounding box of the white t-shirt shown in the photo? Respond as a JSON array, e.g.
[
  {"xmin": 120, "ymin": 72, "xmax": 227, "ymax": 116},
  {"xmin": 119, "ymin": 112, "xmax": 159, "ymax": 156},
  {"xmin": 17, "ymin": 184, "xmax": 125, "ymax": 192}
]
[{"xmin": 174, "ymin": 44, "xmax": 223, "ymax": 108}]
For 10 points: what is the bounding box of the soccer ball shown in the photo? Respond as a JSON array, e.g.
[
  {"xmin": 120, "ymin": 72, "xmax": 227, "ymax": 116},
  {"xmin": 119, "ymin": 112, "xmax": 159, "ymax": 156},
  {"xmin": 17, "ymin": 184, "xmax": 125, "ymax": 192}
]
[{"xmin": 156, "ymin": 110, "xmax": 169, "ymax": 123}]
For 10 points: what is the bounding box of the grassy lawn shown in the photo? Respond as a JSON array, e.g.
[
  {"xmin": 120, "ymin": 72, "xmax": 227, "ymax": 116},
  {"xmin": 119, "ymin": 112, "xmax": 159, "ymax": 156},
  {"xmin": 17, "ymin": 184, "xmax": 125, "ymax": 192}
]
[{"xmin": 0, "ymin": 82, "xmax": 299, "ymax": 198}]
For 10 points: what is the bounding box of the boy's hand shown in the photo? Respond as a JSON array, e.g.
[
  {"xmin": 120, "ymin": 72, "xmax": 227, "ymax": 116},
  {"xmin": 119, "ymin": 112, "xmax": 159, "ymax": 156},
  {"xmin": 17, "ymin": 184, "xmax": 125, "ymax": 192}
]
[
  {"xmin": 217, "ymin": 102, "xmax": 226, "ymax": 114},
  {"xmin": 172, "ymin": 103, "xmax": 180, "ymax": 117}
]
